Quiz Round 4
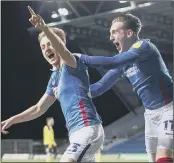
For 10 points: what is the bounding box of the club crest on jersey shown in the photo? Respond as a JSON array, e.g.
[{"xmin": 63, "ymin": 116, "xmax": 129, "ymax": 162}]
[
  {"xmin": 52, "ymin": 87, "xmax": 58, "ymax": 97},
  {"xmin": 132, "ymin": 41, "xmax": 143, "ymax": 49}
]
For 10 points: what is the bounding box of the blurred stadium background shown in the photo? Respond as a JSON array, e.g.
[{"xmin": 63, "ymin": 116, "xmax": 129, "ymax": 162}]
[{"xmin": 1, "ymin": 0, "xmax": 173, "ymax": 162}]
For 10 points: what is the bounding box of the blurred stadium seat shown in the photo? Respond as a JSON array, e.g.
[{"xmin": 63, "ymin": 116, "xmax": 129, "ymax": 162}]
[{"xmin": 103, "ymin": 133, "xmax": 146, "ymax": 154}]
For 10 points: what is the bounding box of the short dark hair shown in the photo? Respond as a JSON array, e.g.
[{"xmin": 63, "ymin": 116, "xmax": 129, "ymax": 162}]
[{"xmin": 112, "ymin": 13, "xmax": 142, "ymax": 35}]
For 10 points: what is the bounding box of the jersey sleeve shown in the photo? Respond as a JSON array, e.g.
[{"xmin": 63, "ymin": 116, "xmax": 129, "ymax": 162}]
[
  {"xmin": 45, "ymin": 74, "xmax": 54, "ymax": 96},
  {"xmin": 66, "ymin": 54, "xmax": 88, "ymax": 73},
  {"xmin": 89, "ymin": 68, "xmax": 122, "ymax": 98},
  {"xmin": 79, "ymin": 40, "xmax": 150, "ymax": 69}
]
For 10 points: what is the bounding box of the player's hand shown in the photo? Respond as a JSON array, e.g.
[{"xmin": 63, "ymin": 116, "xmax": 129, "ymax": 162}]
[
  {"xmin": 87, "ymin": 91, "xmax": 92, "ymax": 98},
  {"xmin": 1, "ymin": 117, "xmax": 15, "ymax": 134},
  {"xmin": 28, "ymin": 6, "xmax": 46, "ymax": 30}
]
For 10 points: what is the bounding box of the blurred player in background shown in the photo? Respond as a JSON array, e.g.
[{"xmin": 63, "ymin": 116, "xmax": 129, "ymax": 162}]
[
  {"xmin": 95, "ymin": 145, "xmax": 103, "ymax": 162},
  {"xmin": 76, "ymin": 13, "xmax": 173, "ymax": 163},
  {"xmin": 1, "ymin": 6, "xmax": 104, "ymax": 162},
  {"xmin": 43, "ymin": 117, "xmax": 57, "ymax": 162}
]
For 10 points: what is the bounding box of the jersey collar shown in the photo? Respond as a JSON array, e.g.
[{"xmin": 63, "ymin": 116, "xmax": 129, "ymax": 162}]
[{"xmin": 50, "ymin": 66, "xmax": 58, "ymax": 71}]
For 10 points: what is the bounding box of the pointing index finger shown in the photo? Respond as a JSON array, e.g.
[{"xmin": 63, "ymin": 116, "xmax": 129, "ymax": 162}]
[{"xmin": 28, "ymin": 6, "xmax": 36, "ymax": 16}]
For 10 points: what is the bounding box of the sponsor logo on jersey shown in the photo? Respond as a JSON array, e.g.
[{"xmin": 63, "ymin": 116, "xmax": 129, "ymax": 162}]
[{"xmin": 125, "ymin": 64, "xmax": 140, "ymax": 77}]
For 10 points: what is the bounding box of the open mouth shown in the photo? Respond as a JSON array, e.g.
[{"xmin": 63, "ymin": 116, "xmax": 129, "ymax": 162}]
[
  {"xmin": 115, "ymin": 42, "xmax": 120, "ymax": 48},
  {"xmin": 114, "ymin": 42, "xmax": 121, "ymax": 51},
  {"xmin": 48, "ymin": 53, "xmax": 55, "ymax": 59}
]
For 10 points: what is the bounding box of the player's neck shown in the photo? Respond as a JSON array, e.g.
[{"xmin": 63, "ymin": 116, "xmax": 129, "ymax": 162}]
[
  {"xmin": 131, "ymin": 35, "xmax": 139, "ymax": 46},
  {"xmin": 47, "ymin": 124, "xmax": 52, "ymax": 128},
  {"xmin": 126, "ymin": 36, "xmax": 139, "ymax": 51},
  {"xmin": 53, "ymin": 59, "xmax": 64, "ymax": 71}
]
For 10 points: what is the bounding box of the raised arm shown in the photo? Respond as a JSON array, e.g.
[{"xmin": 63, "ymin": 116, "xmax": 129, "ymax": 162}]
[
  {"xmin": 88, "ymin": 68, "xmax": 122, "ymax": 98},
  {"xmin": 28, "ymin": 6, "xmax": 77, "ymax": 69},
  {"xmin": 42, "ymin": 26, "xmax": 77, "ymax": 68},
  {"xmin": 79, "ymin": 40, "xmax": 149, "ymax": 69}
]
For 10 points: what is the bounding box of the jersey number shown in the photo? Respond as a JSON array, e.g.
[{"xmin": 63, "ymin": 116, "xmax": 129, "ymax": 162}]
[
  {"xmin": 67, "ymin": 143, "xmax": 81, "ymax": 153},
  {"xmin": 163, "ymin": 120, "xmax": 173, "ymax": 131}
]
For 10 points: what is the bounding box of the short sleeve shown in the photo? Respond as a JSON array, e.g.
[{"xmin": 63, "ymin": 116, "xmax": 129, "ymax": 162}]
[{"xmin": 66, "ymin": 55, "xmax": 88, "ymax": 73}]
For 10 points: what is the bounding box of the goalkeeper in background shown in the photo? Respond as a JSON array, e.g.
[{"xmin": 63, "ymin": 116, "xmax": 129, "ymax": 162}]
[{"xmin": 43, "ymin": 117, "xmax": 57, "ymax": 162}]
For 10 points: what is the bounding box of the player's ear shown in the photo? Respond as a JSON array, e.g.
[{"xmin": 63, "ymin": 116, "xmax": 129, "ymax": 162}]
[{"xmin": 127, "ymin": 29, "xmax": 134, "ymax": 38}]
